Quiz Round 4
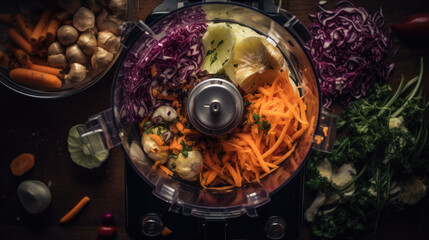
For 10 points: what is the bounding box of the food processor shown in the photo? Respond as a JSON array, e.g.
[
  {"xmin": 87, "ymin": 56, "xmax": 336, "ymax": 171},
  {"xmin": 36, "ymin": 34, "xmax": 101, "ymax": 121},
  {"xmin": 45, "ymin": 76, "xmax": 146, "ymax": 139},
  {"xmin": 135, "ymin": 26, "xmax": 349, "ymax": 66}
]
[{"xmin": 77, "ymin": 0, "xmax": 337, "ymax": 239}]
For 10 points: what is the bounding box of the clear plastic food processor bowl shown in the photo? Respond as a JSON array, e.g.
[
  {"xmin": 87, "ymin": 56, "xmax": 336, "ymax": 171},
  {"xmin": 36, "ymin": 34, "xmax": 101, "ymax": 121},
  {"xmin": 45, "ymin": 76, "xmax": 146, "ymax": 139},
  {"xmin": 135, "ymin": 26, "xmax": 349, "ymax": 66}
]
[{"xmin": 77, "ymin": 2, "xmax": 337, "ymax": 220}]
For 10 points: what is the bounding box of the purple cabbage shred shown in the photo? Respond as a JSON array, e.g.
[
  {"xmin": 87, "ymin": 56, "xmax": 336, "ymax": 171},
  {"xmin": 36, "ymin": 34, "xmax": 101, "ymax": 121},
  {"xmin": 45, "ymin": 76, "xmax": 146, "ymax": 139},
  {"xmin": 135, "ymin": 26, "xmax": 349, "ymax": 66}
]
[
  {"xmin": 306, "ymin": 0, "xmax": 394, "ymax": 108},
  {"xmin": 121, "ymin": 21, "xmax": 207, "ymax": 123}
]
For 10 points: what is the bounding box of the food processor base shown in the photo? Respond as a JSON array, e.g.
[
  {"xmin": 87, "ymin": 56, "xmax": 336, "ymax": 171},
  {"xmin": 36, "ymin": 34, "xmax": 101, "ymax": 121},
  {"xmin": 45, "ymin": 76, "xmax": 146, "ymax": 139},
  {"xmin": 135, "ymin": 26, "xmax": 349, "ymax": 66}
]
[{"xmin": 125, "ymin": 159, "xmax": 304, "ymax": 240}]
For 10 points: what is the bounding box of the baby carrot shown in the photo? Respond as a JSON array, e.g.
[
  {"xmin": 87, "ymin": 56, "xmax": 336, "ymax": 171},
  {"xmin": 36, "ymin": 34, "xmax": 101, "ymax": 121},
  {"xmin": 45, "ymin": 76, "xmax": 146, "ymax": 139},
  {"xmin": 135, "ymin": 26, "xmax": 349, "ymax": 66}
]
[
  {"xmin": 30, "ymin": 4, "xmax": 56, "ymax": 45},
  {"xmin": 45, "ymin": 18, "xmax": 61, "ymax": 45},
  {"xmin": 10, "ymin": 153, "xmax": 35, "ymax": 176},
  {"xmin": 59, "ymin": 196, "xmax": 90, "ymax": 223},
  {"xmin": 15, "ymin": 13, "xmax": 35, "ymax": 41},
  {"xmin": 6, "ymin": 46, "xmax": 32, "ymax": 66},
  {"xmin": 0, "ymin": 13, "xmax": 13, "ymax": 25},
  {"xmin": 9, "ymin": 68, "xmax": 62, "ymax": 89},
  {"xmin": 8, "ymin": 29, "xmax": 36, "ymax": 55},
  {"xmin": 29, "ymin": 64, "xmax": 64, "ymax": 78},
  {"xmin": 31, "ymin": 56, "xmax": 49, "ymax": 66},
  {"xmin": 0, "ymin": 51, "xmax": 20, "ymax": 70}
]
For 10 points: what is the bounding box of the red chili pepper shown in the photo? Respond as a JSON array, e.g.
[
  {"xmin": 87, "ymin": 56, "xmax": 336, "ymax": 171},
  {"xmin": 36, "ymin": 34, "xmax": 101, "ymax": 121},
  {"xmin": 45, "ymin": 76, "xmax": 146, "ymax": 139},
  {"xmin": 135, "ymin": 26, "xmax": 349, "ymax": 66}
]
[{"xmin": 391, "ymin": 12, "xmax": 429, "ymax": 38}]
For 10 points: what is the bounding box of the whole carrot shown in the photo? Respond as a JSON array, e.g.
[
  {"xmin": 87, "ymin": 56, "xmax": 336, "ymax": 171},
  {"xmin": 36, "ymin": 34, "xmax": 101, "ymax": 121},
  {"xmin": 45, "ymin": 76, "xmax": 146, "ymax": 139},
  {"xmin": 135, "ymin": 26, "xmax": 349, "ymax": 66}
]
[
  {"xmin": 8, "ymin": 29, "xmax": 36, "ymax": 55},
  {"xmin": 0, "ymin": 13, "xmax": 13, "ymax": 25},
  {"xmin": 59, "ymin": 196, "xmax": 90, "ymax": 223},
  {"xmin": 0, "ymin": 51, "xmax": 20, "ymax": 70},
  {"xmin": 30, "ymin": 4, "xmax": 56, "ymax": 45},
  {"xmin": 31, "ymin": 56, "xmax": 49, "ymax": 66},
  {"xmin": 9, "ymin": 68, "xmax": 62, "ymax": 89},
  {"xmin": 6, "ymin": 45, "xmax": 32, "ymax": 66},
  {"xmin": 29, "ymin": 64, "xmax": 64, "ymax": 78},
  {"xmin": 15, "ymin": 13, "xmax": 35, "ymax": 41}
]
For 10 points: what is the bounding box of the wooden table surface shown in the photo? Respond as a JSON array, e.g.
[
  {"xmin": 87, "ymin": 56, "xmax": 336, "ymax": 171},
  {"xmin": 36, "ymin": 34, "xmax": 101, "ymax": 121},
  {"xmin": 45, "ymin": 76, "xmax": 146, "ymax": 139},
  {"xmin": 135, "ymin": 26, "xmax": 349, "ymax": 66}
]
[{"xmin": 1, "ymin": 0, "xmax": 428, "ymax": 239}]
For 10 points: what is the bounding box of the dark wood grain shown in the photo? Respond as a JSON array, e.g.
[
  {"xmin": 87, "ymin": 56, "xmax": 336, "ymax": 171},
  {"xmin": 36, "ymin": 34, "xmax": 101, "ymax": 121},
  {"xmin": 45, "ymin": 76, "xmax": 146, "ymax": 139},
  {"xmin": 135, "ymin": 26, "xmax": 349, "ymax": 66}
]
[{"xmin": 1, "ymin": 1, "xmax": 428, "ymax": 240}]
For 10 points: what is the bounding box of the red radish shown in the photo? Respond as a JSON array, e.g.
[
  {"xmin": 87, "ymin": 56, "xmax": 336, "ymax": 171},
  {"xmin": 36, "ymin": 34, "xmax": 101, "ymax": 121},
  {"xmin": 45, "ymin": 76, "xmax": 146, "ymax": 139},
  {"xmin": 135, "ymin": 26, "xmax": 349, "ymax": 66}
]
[
  {"xmin": 98, "ymin": 226, "xmax": 116, "ymax": 237},
  {"xmin": 101, "ymin": 212, "xmax": 114, "ymax": 225}
]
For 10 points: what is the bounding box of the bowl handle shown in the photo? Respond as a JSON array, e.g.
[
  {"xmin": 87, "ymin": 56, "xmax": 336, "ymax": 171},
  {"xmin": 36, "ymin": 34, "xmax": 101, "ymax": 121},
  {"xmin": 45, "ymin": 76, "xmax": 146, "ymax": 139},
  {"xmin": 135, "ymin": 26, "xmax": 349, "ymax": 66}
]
[
  {"xmin": 76, "ymin": 109, "xmax": 121, "ymax": 155},
  {"xmin": 311, "ymin": 110, "xmax": 338, "ymax": 153}
]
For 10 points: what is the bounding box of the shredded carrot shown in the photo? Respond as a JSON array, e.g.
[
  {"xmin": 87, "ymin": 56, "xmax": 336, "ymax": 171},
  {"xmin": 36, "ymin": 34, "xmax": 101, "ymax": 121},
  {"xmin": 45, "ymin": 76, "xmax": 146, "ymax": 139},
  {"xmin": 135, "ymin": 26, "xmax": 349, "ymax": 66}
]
[
  {"xmin": 322, "ymin": 126, "xmax": 329, "ymax": 137},
  {"xmin": 151, "ymin": 64, "xmax": 157, "ymax": 77},
  {"xmin": 197, "ymin": 70, "xmax": 309, "ymax": 188},
  {"xmin": 176, "ymin": 121, "xmax": 185, "ymax": 132},
  {"xmin": 160, "ymin": 227, "xmax": 173, "ymax": 237},
  {"xmin": 149, "ymin": 134, "xmax": 164, "ymax": 146},
  {"xmin": 151, "ymin": 161, "xmax": 160, "ymax": 171},
  {"xmin": 159, "ymin": 164, "xmax": 173, "ymax": 176},
  {"xmin": 59, "ymin": 196, "xmax": 90, "ymax": 223},
  {"xmin": 143, "ymin": 69, "xmax": 310, "ymax": 189},
  {"xmin": 156, "ymin": 94, "xmax": 177, "ymax": 100}
]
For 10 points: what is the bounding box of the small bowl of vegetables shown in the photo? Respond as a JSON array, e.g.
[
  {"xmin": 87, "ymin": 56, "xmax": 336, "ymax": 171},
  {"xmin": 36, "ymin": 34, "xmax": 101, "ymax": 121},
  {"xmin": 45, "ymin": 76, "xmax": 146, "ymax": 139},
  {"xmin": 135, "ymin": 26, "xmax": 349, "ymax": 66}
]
[{"xmin": 0, "ymin": 0, "xmax": 127, "ymax": 98}]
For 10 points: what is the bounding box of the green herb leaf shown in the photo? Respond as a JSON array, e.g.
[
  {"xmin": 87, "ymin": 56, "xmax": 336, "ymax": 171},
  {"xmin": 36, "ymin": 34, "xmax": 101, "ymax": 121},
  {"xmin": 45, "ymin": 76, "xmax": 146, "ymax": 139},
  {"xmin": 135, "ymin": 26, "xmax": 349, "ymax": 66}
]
[
  {"xmin": 222, "ymin": 59, "xmax": 229, "ymax": 66},
  {"xmin": 244, "ymin": 99, "xmax": 251, "ymax": 108},
  {"xmin": 259, "ymin": 120, "xmax": 271, "ymax": 131},
  {"xmin": 206, "ymin": 49, "xmax": 214, "ymax": 56},
  {"xmin": 252, "ymin": 113, "xmax": 260, "ymax": 124},
  {"xmin": 210, "ymin": 52, "xmax": 218, "ymax": 66}
]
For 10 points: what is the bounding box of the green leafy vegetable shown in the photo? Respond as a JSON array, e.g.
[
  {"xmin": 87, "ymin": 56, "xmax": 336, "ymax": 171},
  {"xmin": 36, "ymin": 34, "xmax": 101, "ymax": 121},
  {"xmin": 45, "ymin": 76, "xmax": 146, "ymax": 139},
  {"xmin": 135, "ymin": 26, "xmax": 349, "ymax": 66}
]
[{"xmin": 306, "ymin": 58, "xmax": 428, "ymax": 238}]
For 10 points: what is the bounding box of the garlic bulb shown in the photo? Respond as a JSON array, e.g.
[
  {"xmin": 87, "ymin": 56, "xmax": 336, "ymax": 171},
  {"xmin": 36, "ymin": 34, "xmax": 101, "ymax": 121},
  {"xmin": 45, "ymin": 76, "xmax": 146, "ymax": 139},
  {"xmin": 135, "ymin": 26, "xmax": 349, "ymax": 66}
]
[
  {"xmin": 66, "ymin": 44, "xmax": 88, "ymax": 65},
  {"xmin": 58, "ymin": 0, "xmax": 83, "ymax": 14},
  {"xmin": 17, "ymin": 180, "xmax": 52, "ymax": 214},
  {"xmin": 73, "ymin": 7, "xmax": 95, "ymax": 32},
  {"xmin": 78, "ymin": 30, "xmax": 97, "ymax": 55},
  {"xmin": 48, "ymin": 42, "xmax": 65, "ymax": 55},
  {"xmin": 65, "ymin": 63, "xmax": 87, "ymax": 83},
  {"xmin": 48, "ymin": 54, "xmax": 68, "ymax": 69},
  {"xmin": 57, "ymin": 25, "xmax": 79, "ymax": 45},
  {"xmin": 108, "ymin": 0, "xmax": 126, "ymax": 18},
  {"xmin": 86, "ymin": 0, "xmax": 102, "ymax": 13},
  {"xmin": 97, "ymin": 31, "xmax": 120, "ymax": 54},
  {"xmin": 91, "ymin": 47, "xmax": 113, "ymax": 69},
  {"xmin": 96, "ymin": 8, "xmax": 122, "ymax": 36}
]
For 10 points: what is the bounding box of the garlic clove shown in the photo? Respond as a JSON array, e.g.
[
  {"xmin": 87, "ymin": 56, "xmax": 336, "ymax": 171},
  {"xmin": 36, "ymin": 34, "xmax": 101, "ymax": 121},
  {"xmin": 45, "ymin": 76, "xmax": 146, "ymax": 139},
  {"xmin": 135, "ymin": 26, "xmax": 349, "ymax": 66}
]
[
  {"xmin": 331, "ymin": 163, "xmax": 357, "ymax": 190},
  {"xmin": 108, "ymin": 0, "xmax": 127, "ymax": 18},
  {"xmin": 78, "ymin": 30, "xmax": 98, "ymax": 56},
  {"xmin": 65, "ymin": 63, "xmax": 87, "ymax": 83},
  {"xmin": 48, "ymin": 54, "xmax": 68, "ymax": 69},
  {"xmin": 73, "ymin": 7, "xmax": 96, "ymax": 32},
  {"xmin": 96, "ymin": 8, "xmax": 123, "ymax": 36},
  {"xmin": 48, "ymin": 42, "xmax": 65, "ymax": 55},
  {"xmin": 57, "ymin": 25, "xmax": 79, "ymax": 46},
  {"xmin": 91, "ymin": 47, "xmax": 113, "ymax": 70},
  {"xmin": 87, "ymin": 0, "xmax": 102, "ymax": 13},
  {"xmin": 58, "ymin": 0, "xmax": 83, "ymax": 14},
  {"xmin": 97, "ymin": 31, "xmax": 120, "ymax": 54},
  {"xmin": 316, "ymin": 158, "xmax": 333, "ymax": 182},
  {"xmin": 66, "ymin": 44, "xmax": 88, "ymax": 65}
]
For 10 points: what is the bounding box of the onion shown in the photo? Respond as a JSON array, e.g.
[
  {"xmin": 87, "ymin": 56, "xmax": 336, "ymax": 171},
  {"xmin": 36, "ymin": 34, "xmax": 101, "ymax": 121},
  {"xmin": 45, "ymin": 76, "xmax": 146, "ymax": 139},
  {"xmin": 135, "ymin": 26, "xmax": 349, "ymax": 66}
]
[{"xmin": 162, "ymin": 131, "xmax": 174, "ymax": 142}]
